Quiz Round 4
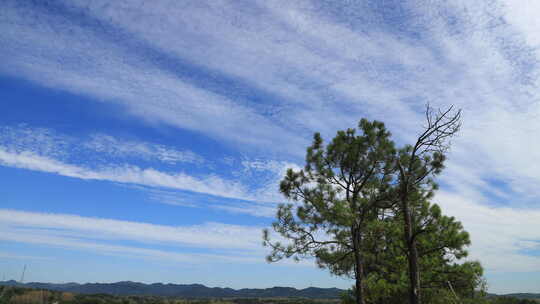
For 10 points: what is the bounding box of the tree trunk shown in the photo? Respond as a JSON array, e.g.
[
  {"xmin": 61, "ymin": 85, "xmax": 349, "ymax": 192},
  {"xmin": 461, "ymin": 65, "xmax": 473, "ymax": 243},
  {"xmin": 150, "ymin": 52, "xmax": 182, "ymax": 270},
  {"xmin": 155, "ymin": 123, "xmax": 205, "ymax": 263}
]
[
  {"xmin": 407, "ymin": 238, "xmax": 421, "ymax": 304},
  {"xmin": 352, "ymin": 228, "xmax": 366, "ymax": 304},
  {"xmin": 403, "ymin": 198, "xmax": 421, "ymax": 304},
  {"xmin": 354, "ymin": 253, "xmax": 366, "ymax": 304}
]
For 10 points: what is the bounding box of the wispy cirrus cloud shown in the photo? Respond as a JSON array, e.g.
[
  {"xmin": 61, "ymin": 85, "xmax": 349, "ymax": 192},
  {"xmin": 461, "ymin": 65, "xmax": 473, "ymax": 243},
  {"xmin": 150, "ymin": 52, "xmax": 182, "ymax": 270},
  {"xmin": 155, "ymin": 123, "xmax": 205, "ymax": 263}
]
[
  {"xmin": 0, "ymin": 0, "xmax": 307, "ymax": 154},
  {"xmin": 85, "ymin": 134, "xmax": 204, "ymax": 165},
  {"xmin": 0, "ymin": 126, "xmax": 291, "ymax": 207},
  {"xmin": 0, "ymin": 209, "xmax": 266, "ymax": 263},
  {"xmin": 146, "ymin": 188, "xmax": 279, "ymax": 218},
  {"xmin": 0, "ymin": 251, "xmax": 54, "ymax": 261},
  {"xmin": 2, "ymin": 0, "xmax": 538, "ymax": 173},
  {"xmin": 437, "ymin": 191, "xmax": 540, "ymax": 273},
  {"xmin": 0, "ymin": 125, "xmax": 255, "ymax": 202},
  {"xmin": 0, "ymin": 125, "xmax": 203, "ymax": 165},
  {"xmin": 0, "ymin": 147, "xmax": 253, "ymax": 202},
  {"xmin": 0, "ymin": 209, "xmax": 262, "ymax": 250}
]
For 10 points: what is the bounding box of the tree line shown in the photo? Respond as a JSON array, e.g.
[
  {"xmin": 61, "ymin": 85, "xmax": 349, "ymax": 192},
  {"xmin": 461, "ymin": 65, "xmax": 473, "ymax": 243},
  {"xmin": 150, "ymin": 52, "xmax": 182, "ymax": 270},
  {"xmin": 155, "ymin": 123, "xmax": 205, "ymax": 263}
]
[
  {"xmin": 263, "ymin": 105, "xmax": 488, "ymax": 304},
  {"xmin": 2, "ymin": 285, "xmax": 537, "ymax": 304}
]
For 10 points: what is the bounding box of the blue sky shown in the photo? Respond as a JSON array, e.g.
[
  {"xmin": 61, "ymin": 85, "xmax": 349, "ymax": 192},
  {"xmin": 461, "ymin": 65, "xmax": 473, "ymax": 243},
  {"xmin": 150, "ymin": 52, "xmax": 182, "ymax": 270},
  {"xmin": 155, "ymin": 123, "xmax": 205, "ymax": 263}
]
[{"xmin": 1, "ymin": 0, "xmax": 540, "ymax": 294}]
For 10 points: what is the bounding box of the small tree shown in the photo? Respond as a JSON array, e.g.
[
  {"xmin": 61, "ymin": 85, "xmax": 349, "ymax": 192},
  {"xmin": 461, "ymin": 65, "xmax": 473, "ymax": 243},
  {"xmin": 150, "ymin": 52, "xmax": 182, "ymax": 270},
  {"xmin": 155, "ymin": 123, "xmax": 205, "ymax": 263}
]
[
  {"xmin": 263, "ymin": 119, "xmax": 396, "ymax": 304},
  {"xmin": 339, "ymin": 197, "xmax": 484, "ymax": 304}
]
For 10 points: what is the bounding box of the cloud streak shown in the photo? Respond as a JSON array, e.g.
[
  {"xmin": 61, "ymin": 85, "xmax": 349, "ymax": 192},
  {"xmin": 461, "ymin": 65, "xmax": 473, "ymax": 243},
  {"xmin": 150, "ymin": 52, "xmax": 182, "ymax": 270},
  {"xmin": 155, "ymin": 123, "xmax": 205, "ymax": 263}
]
[
  {"xmin": 0, "ymin": 209, "xmax": 265, "ymax": 263},
  {"xmin": 85, "ymin": 134, "xmax": 204, "ymax": 165},
  {"xmin": 0, "ymin": 126, "xmax": 290, "ymax": 214},
  {"xmin": 0, "ymin": 148, "xmax": 254, "ymax": 202},
  {"xmin": 0, "ymin": 125, "xmax": 203, "ymax": 165}
]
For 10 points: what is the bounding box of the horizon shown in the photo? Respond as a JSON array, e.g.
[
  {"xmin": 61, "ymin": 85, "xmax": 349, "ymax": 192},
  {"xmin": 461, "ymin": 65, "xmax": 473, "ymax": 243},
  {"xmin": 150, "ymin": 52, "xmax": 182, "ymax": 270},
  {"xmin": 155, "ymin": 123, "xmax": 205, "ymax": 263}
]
[
  {"xmin": 1, "ymin": 279, "xmax": 342, "ymax": 289},
  {"xmin": 1, "ymin": 0, "xmax": 540, "ymax": 295},
  {"xmin": 1, "ymin": 280, "xmax": 537, "ymax": 296}
]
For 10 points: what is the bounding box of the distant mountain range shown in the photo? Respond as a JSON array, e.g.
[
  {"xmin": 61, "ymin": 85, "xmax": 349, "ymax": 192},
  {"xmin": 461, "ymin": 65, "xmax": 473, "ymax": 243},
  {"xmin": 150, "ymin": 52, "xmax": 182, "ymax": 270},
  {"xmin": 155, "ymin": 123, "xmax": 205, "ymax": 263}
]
[
  {"xmin": 0, "ymin": 280, "xmax": 344, "ymax": 298},
  {"xmin": 1, "ymin": 281, "xmax": 539, "ymax": 300},
  {"xmin": 500, "ymin": 293, "xmax": 540, "ymax": 300}
]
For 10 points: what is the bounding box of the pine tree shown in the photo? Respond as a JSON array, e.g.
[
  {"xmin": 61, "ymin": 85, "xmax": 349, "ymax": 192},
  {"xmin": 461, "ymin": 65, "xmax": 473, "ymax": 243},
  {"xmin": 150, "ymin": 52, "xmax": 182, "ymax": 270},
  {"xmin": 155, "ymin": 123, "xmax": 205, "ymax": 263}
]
[
  {"xmin": 394, "ymin": 104, "xmax": 462, "ymax": 304},
  {"xmin": 340, "ymin": 198, "xmax": 484, "ymax": 304},
  {"xmin": 263, "ymin": 119, "xmax": 396, "ymax": 304}
]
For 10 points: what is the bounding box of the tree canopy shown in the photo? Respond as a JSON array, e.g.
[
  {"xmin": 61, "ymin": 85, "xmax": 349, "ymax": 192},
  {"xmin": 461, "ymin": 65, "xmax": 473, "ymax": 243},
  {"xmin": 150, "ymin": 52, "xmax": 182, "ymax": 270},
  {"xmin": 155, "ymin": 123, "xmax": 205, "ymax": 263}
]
[{"xmin": 263, "ymin": 106, "xmax": 485, "ymax": 304}]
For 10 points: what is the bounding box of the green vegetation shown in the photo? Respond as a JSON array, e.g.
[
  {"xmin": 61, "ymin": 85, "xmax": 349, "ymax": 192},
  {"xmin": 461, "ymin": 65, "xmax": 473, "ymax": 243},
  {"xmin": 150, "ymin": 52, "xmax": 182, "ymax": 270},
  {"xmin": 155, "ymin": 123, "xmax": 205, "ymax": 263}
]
[
  {"xmin": 0, "ymin": 285, "xmax": 74, "ymax": 304},
  {"xmin": 0, "ymin": 285, "xmax": 340, "ymax": 304},
  {"xmin": 263, "ymin": 105, "xmax": 488, "ymax": 304},
  {"xmin": 484, "ymin": 298, "xmax": 539, "ymax": 304},
  {"xmin": 1, "ymin": 286, "xmax": 538, "ymax": 304}
]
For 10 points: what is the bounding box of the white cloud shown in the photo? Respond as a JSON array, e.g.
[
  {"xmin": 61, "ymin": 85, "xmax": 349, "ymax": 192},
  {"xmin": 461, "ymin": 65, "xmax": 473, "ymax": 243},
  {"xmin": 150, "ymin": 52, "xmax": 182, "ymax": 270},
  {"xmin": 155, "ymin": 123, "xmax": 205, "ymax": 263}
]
[
  {"xmin": 85, "ymin": 134, "xmax": 204, "ymax": 164},
  {"xmin": 0, "ymin": 229, "xmax": 258, "ymax": 264},
  {"xmin": 238, "ymin": 160, "xmax": 301, "ymax": 204},
  {"xmin": 0, "ymin": 251, "xmax": 54, "ymax": 261},
  {"xmin": 0, "ymin": 126, "xmax": 293, "ymax": 209},
  {"xmin": 0, "ymin": 209, "xmax": 265, "ymax": 263},
  {"xmin": 0, "ymin": 148, "xmax": 252, "ymax": 201},
  {"xmin": 146, "ymin": 188, "xmax": 278, "ymax": 218},
  {"xmin": 212, "ymin": 202, "xmax": 277, "ymax": 218},
  {"xmin": 0, "ymin": 1, "xmax": 306, "ymax": 154},
  {"xmin": 501, "ymin": 1, "xmax": 540, "ymax": 52},
  {"xmin": 0, "ymin": 125, "xmax": 203, "ymax": 165},
  {"xmin": 1, "ymin": 0, "xmax": 537, "ymax": 153},
  {"xmin": 0, "ymin": 125, "xmax": 71, "ymax": 159},
  {"xmin": 436, "ymin": 191, "xmax": 540, "ymax": 272},
  {"xmin": 145, "ymin": 189, "xmax": 201, "ymax": 208}
]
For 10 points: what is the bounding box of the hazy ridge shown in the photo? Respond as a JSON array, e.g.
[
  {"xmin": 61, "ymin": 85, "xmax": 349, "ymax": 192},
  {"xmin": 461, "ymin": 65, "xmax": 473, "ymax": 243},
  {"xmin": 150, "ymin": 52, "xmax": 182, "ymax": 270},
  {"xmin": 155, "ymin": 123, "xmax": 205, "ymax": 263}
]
[
  {"xmin": 0, "ymin": 281, "xmax": 343, "ymax": 298},
  {"xmin": 1, "ymin": 281, "xmax": 539, "ymax": 300}
]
